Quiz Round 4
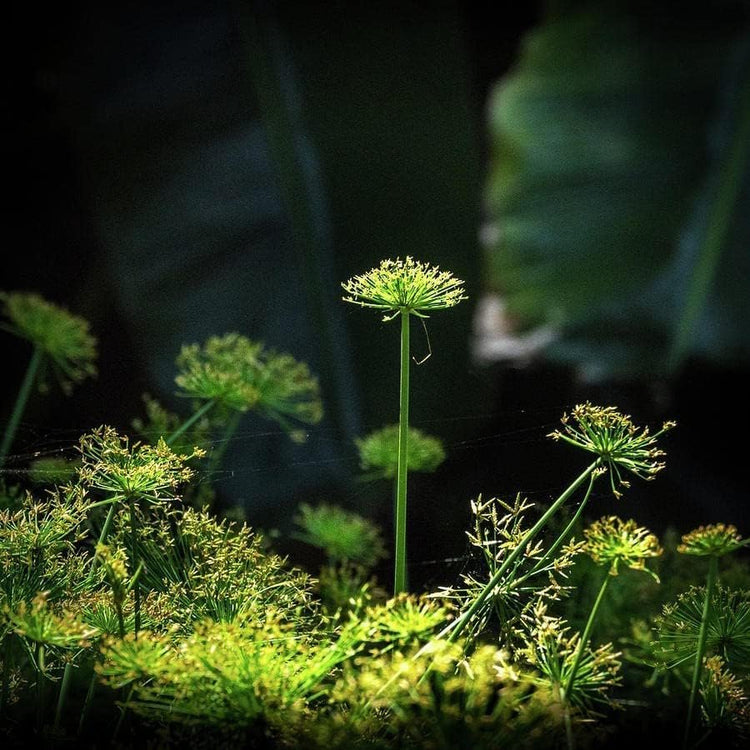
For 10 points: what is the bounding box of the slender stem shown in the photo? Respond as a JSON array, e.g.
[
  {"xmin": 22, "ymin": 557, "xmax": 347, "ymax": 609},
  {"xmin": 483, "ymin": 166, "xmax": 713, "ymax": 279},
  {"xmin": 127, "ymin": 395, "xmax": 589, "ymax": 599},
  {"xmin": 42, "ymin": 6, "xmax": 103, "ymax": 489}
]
[
  {"xmin": 0, "ymin": 345, "xmax": 43, "ymax": 467},
  {"xmin": 563, "ymin": 571, "xmax": 612, "ymax": 750},
  {"xmin": 128, "ymin": 497, "xmax": 141, "ymax": 637},
  {"xmin": 53, "ymin": 661, "xmax": 74, "ymax": 734},
  {"xmin": 166, "ymin": 398, "xmax": 215, "ymax": 446},
  {"xmin": 88, "ymin": 500, "xmax": 119, "ymax": 580},
  {"xmin": 394, "ymin": 311, "xmax": 411, "ymax": 594},
  {"xmin": 442, "ymin": 460, "xmax": 601, "ymax": 643},
  {"xmin": 683, "ymin": 555, "xmax": 719, "ymax": 749},
  {"xmin": 112, "ymin": 683, "xmax": 135, "ymax": 742},
  {"xmin": 565, "ymin": 571, "xmax": 611, "ymax": 697},
  {"xmin": 528, "ymin": 473, "xmax": 596, "ymax": 578},
  {"xmin": 77, "ymin": 668, "xmax": 98, "ymax": 736},
  {"xmin": 36, "ymin": 642, "xmax": 46, "ymax": 735}
]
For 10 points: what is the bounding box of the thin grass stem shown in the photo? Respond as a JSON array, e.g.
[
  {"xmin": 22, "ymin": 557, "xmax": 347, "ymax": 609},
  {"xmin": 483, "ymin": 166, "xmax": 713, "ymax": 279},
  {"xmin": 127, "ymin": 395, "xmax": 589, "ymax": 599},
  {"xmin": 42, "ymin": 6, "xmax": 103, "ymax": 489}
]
[
  {"xmin": 394, "ymin": 310, "xmax": 411, "ymax": 594},
  {"xmin": 53, "ymin": 660, "xmax": 74, "ymax": 734},
  {"xmin": 682, "ymin": 555, "xmax": 719, "ymax": 749},
  {"xmin": 166, "ymin": 398, "xmax": 216, "ymax": 446},
  {"xmin": 0, "ymin": 344, "xmax": 43, "ymax": 467}
]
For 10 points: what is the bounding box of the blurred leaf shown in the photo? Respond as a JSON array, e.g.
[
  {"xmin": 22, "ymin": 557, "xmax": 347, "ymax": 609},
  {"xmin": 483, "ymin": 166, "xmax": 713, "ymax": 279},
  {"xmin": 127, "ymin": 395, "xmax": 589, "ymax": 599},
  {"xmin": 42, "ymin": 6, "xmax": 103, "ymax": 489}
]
[{"xmin": 484, "ymin": 1, "xmax": 750, "ymax": 379}]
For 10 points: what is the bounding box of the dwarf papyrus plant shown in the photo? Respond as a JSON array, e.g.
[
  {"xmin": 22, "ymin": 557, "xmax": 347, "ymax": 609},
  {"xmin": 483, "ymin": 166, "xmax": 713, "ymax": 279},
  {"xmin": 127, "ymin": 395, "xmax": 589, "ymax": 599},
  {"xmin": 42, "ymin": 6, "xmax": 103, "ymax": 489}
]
[
  {"xmin": 560, "ymin": 516, "xmax": 662, "ymax": 749},
  {"xmin": 440, "ymin": 404, "xmax": 675, "ymax": 645},
  {"xmin": 439, "ymin": 494, "xmax": 583, "ymax": 652},
  {"xmin": 77, "ymin": 427, "xmax": 203, "ymax": 636},
  {"xmin": 356, "ymin": 423, "xmax": 445, "ymax": 480},
  {"xmin": 172, "ymin": 332, "xmax": 323, "ymax": 449},
  {"xmin": 293, "ymin": 503, "xmax": 387, "ymax": 615},
  {"xmin": 668, "ymin": 523, "xmax": 749, "ymax": 748},
  {"xmin": 0, "ymin": 292, "xmax": 97, "ymax": 466},
  {"xmin": 343, "ymin": 258, "xmax": 466, "ymax": 594}
]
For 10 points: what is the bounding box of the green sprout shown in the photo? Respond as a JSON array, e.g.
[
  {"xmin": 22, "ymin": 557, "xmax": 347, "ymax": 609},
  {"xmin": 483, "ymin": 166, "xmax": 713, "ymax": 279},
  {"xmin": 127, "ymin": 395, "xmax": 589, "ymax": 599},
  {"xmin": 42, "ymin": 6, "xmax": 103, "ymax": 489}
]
[
  {"xmin": 549, "ymin": 403, "xmax": 676, "ymax": 497},
  {"xmin": 356, "ymin": 424, "xmax": 445, "ymax": 479},
  {"xmin": 0, "ymin": 292, "xmax": 97, "ymax": 466},
  {"xmin": 343, "ymin": 258, "xmax": 466, "ymax": 594}
]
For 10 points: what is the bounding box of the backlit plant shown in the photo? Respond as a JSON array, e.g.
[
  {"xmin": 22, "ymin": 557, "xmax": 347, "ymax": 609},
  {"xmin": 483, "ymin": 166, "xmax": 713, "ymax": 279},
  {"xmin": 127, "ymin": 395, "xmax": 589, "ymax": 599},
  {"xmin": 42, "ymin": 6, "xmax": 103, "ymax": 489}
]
[
  {"xmin": 0, "ymin": 292, "xmax": 97, "ymax": 466},
  {"xmin": 343, "ymin": 257, "xmax": 466, "ymax": 594}
]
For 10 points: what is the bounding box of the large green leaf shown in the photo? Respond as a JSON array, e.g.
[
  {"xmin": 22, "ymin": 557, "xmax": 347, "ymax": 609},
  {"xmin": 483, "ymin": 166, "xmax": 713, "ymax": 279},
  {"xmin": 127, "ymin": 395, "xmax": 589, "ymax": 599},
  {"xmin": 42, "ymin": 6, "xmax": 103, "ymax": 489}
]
[{"xmin": 484, "ymin": 1, "xmax": 750, "ymax": 379}]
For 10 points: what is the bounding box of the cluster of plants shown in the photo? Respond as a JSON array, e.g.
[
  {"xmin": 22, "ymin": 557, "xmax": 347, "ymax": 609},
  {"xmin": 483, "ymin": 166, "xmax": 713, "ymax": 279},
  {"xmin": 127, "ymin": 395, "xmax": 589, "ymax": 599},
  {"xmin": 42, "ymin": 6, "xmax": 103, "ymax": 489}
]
[{"xmin": 0, "ymin": 263, "xmax": 748, "ymax": 749}]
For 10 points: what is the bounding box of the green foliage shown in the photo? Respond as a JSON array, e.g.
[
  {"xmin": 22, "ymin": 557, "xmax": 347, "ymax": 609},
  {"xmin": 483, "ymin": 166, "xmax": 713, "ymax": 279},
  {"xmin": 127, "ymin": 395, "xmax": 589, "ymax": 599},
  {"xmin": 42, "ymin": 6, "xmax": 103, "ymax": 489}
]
[{"xmin": 583, "ymin": 516, "xmax": 662, "ymax": 579}]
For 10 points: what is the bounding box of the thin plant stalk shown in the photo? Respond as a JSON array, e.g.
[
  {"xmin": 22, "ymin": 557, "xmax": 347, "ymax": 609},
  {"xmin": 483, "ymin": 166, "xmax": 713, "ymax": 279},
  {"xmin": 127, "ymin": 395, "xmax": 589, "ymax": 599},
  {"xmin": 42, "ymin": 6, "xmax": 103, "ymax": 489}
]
[
  {"xmin": 87, "ymin": 500, "xmax": 119, "ymax": 580},
  {"xmin": 0, "ymin": 344, "xmax": 43, "ymax": 467},
  {"xmin": 205, "ymin": 410, "xmax": 241, "ymax": 477},
  {"xmin": 563, "ymin": 570, "xmax": 612, "ymax": 750},
  {"xmin": 53, "ymin": 660, "xmax": 74, "ymax": 734},
  {"xmin": 527, "ymin": 472, "xmax": 597, "ymax": 579},
  {"xmin": 112, "ymin": 683, "xmax": 135, "ymax": 742},
  {"xmin": 442, "ymin": 459, "xmax": 601, "ymax": 643},
  {"xmin": 682, "ymin": 554, "xmax": 719, "ymax": 749},
  {"xmin": 394, "ymin": 310, "xmax": 411, "ymax": 594},
  {"xmin": 128, "ymin": 497, "xmax": 141, "ymax": 637},
  {"xmin": 166, "ymin": 398, "xmax": 216, "ymax": 446},
  {"xmin": 35, "ymin": 642, "xmax": 45, "ymax": 735},
  {"xmin": 77, "ymin": 668, "xmax": 98, "ymax": 737}
]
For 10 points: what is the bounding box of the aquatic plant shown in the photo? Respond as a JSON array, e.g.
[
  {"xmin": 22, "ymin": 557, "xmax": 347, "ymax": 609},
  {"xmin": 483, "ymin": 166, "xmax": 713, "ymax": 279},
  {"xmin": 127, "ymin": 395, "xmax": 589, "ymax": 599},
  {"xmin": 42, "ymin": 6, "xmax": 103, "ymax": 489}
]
[
  {"xmin": 343, "ymin": 257, "xmax": 466, "ymax": 594},
  {"xmin": 356, "ymin": 423, "xmax": 445, "ymax": 480},
  {"xmin": 0, "ymin": 292, "xmax": 97, "ymax": 466}
]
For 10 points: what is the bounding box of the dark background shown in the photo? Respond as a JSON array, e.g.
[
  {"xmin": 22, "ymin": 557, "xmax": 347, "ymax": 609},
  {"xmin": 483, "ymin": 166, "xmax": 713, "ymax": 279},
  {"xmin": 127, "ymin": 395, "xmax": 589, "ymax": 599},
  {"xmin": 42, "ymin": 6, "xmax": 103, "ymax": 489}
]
[{"xmin": 3, "ymin": 0, "xmax": 748, "ymax": 590}]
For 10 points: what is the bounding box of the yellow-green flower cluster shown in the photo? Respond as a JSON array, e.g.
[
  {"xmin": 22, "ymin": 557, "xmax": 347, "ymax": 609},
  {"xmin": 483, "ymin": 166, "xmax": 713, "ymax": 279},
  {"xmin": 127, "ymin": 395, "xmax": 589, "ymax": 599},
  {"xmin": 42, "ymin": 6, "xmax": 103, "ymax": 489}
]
[
  {"xmin": 175, "ymin": 333, "xmax": 323, "ymax": 433},
  {"xmin": 584, "ymin": 516, "xmax": 662, "ymax": 579},
  {"xmin": 549, "ymin": 403, "xmax": 676, "ymax": 497},
  {"xmin": 356, "ymin": 424, "xmax": 445, "ymax": 479},
  {"xmin": 342, "ymin": 257, "xmax": 467, "ymax": 319},
  {"xmin": 78, "ymin": 426, "xmax": 202, "ymax": 502},
  {"xmin": 0, "ymin": 291, "xmax": 97, "ymax": 392},
  {"xmin": 678, "ymin": 524, "xmax": 748, "ymax": 558},
  {"xmin": 175, "ymin": 333, "xmax": 263, "ymax": 412}
]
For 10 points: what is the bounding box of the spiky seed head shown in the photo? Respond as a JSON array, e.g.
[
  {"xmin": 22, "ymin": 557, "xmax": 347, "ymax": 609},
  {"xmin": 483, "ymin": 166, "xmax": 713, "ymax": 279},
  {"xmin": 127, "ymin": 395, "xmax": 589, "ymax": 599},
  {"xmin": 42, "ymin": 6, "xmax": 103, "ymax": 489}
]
[
  {"xmin": 77, "ymin": 426, "xmax": 203, "ymax": 502},
  {"xmin": 0, "ymin": 291, "xmax": 97, "ymax": 393},
  {"xmin": 583, "ymin": 516, "xmax": 662, "ymax": 579},
  {"xmin": 342, "ymin": 257, "xmax": 467, "ymax": 320},
  {"xmin": 548, "ymin": 403, "xmax": 675, "ymax": 497},
  {"xmin": 356, "ymin": 424, "xmax": 445, "ymax": 479},
  {"xmin": 678, "ymin": 524, "xmax": 748, "ymax": 558}
]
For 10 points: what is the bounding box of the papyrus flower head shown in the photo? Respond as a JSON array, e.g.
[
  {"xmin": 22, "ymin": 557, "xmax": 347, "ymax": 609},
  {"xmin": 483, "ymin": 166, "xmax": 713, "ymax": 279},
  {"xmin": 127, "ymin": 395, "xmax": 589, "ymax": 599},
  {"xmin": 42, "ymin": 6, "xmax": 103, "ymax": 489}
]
[
  {"xmin": 583, "ymin": 516, "xmax": 662, "ymax": 579},
  {"xmin": 356, "ymin": 424, "xmax": 445, "ymax": 479},
  {"xmin": 77, "ymin": 426, "xmax": 203, "ymax": 502},
  {"xmin": 548, "ymin": 403, "xmax": 675, "ymax": 497},
  {"xmin": 342, "ymin": 257, "xmax": 467, "ymax": 320},
  {"xmin": 0, "ymin": 291, "xmax": 97, "ymax": 393},
  {"xmin": 175, "ymin": 333, "xmax": 322, "ymax": 437},
  {"xmin": 678, "ymin": 524, "xmax": 748, "ymax": 558}
]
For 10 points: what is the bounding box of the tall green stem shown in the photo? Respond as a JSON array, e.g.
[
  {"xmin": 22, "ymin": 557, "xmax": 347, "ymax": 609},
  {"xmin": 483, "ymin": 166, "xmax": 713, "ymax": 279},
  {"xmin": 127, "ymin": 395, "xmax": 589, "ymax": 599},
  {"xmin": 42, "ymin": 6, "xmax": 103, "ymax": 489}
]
[
  {"xmin": 53, "ymin": 661, "xmax": 74, "ymax": 734},
  {"xmin": 88, "ymin": 500, "xmax": 118, "ymax": 581},
  {"xmin": 683, "ymin": 555, "xmax": 719, "ymax": 749},
  {"xmin": 35, "ymin": 642, "xmax": 45, "ymax": 735},
  {"xmin": 442, "ymin": 460, "xmax": 601, "ymax": 643},
  {"xmin": 0, "ymin": 344, "xmax": 43, "ymax": 467},
  {"xmin": 563, "ymin": 571, "xmax": 612, "ymax": 750},
  {"xmin": 394, "ymin": 311, "xmax": 411, "ymax": 594},
  {"xmin": 166, "ymin": 398, "xmax": 216, "ymax": 446},
  {"xmin": 128, "ymin": 498, "xmax": 141, "ymax": 637},
  {"xmin": 77, "ymin": 667, "xmax": 98, "ymax": 736}
]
